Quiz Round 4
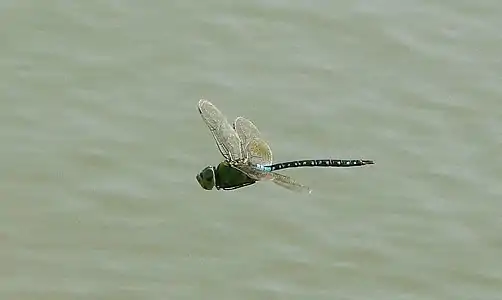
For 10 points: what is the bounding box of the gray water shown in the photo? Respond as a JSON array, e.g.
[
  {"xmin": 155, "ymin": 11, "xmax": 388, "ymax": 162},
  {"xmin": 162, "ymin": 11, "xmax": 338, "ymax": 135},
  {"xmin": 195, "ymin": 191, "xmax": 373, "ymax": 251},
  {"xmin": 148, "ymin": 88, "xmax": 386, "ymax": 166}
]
[{"xmin": 1, "ymin": 1, "xmax": 501, "ymax": 299}]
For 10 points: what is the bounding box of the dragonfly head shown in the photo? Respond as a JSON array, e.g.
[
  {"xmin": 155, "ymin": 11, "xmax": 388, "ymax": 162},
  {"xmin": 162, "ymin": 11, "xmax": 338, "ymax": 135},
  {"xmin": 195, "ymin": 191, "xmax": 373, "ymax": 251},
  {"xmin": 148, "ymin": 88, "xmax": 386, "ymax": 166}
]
[{"xmin": 196, "ymin": 166, "xmax": 216, "ymax": 190}]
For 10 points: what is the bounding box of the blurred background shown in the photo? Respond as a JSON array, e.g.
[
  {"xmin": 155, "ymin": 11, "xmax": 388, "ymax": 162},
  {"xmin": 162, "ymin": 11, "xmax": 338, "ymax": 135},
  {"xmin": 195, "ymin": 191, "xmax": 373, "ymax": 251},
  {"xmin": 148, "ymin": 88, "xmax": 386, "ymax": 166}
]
[{"xmin": 1, "ymin": 0, "xmax": 501, "ymax": 299}]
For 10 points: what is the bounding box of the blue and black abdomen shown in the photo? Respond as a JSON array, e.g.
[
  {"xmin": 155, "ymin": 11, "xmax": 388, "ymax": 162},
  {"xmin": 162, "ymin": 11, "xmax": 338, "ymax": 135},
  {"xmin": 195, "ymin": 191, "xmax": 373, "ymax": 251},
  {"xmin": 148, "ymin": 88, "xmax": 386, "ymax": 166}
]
[{"xmin": 263, "ymin": 159, "xmax": 374, "ymax": 172}]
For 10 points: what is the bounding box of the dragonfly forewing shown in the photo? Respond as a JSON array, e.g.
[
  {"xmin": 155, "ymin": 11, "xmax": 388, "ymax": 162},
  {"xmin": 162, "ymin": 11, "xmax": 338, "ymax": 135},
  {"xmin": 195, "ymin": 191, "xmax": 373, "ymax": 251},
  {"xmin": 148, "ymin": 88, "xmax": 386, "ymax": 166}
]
[{"xmin": 198, "ymin": 99, "xmax": 243, "ymax": 161}]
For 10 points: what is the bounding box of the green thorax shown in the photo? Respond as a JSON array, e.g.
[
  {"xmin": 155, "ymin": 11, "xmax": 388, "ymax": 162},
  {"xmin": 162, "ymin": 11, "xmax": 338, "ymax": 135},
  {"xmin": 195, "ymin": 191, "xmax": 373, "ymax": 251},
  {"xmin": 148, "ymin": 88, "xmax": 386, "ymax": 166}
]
[{"xmin": 215, "ymin": 161, "xmax": 256, "ymax": 190}]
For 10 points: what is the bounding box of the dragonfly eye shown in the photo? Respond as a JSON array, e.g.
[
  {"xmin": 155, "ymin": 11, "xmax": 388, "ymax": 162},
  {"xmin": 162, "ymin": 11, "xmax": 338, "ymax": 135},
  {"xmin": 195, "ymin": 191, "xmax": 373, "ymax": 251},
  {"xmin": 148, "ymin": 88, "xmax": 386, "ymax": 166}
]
[{"xmin": 196, "ymin": 166, "xmax": 215, "ymax": 190}]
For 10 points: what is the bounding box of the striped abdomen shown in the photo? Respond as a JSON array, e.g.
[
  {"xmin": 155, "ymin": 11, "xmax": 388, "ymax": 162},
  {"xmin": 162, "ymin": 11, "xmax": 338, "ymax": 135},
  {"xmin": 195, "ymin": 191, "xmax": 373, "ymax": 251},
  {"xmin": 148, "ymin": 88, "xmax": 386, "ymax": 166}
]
[{"xmin": 259, "ymin": 159, "xmax": 374, "ymax": 172}]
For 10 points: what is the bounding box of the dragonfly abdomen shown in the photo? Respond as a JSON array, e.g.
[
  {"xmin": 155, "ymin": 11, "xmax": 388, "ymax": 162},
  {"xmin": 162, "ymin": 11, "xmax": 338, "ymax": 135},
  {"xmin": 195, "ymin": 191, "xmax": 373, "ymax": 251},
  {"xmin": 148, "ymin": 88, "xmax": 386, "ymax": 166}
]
[{"xmin": 260, "ymin": 159, "xmax": 374, "ymax": 171}]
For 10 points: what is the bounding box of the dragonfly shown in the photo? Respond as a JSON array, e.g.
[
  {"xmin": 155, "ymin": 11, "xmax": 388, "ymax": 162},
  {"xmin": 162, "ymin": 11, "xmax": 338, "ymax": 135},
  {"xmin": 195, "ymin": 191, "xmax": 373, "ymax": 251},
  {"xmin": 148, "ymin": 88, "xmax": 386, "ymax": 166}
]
[{"xmin": 196, "ymin": 99, "xmax": 374, "ymax": 193}]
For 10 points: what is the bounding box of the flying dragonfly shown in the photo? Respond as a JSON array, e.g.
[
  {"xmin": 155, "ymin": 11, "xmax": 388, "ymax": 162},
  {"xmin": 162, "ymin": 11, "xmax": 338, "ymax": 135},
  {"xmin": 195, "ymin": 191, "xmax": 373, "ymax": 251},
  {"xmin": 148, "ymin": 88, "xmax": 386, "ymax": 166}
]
[{"xmin": 196, "ymin": 99, "xmax": 374, "ymax": 193}]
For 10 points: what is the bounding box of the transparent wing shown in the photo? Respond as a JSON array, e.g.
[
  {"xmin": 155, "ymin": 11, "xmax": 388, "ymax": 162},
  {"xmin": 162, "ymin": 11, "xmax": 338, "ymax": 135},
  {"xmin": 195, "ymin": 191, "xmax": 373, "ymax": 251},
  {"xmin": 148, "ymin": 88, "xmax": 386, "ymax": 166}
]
[
  {"xmin": 232, "ymin": 162, "xmax": 311, "ymax": 194},
  {"xmin": 231, "ymin": 163, "xmax": 271, "ymax": 181},
  {"xmin": 231, "ymin": 115, "xmax": 310, "ymax": 193},
  {"xmin": 198, "ymin": 99, "xmax": 243, "ymax": 161},
  {"xmin": 233, "ymin": 117, "xmax": 261, "ymax": 148},
  {"xmin": 233, "ymin": 117, "xmax": 273, "ymax": 165},
  {"xmin": 270, "ymin": 172, "xmax": 312, "ymax": 194},
  {"xmin": 245, "ymin": 138, "xmax": 273, "ymax": 166}
]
